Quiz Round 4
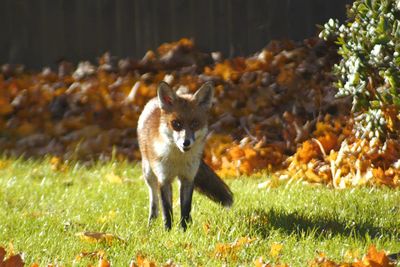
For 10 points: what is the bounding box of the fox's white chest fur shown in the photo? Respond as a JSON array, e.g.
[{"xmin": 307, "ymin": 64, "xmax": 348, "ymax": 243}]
[{"xmin": 151, "ymin": 123, "xmax": 206, "ymax": 183}]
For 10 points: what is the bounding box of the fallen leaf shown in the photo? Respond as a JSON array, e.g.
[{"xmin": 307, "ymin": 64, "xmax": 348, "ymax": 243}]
[
  {"xmin": 76, "ymin": 232, "xmax": 122, "ymax": 245},
  {"xmin": 134, "ymin": 254, "xmax": 156, "ymax": 267},
  {"xmin": 214, "ymin": 237, "xmax": 256, "ymax": 261},
  {"xmin": 105, "ymin": 172, "xmax": 123, "ymax": 184},
  {"xmin": 270, "ymin": 243, "xmax": 284, "ymax": 259},
  {"xmin": 0, "ymin": 247, "xmax": 5, "ymax": 262},
  {"xmin": 254, "ymin": 256, "xmax": 271, "ymax": 267},
  {"xmin": 0, "ymin": 246, "xmax": 24, "ymax": 267},
  {"xmin": 98, "ymin": 256, "xmax": 110, "ymax": 267},
  {"xmin": 362, "ymin": 246, "xmax": 393, "ymax": 267}
]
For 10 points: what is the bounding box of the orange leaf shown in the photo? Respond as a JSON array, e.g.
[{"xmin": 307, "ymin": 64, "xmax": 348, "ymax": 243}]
[
  {"xmin": 0, "ymin": 101, "xmax": 13, "ymax": 115},
  {"xmin": 98, "ymin": 257, "xmax": 110, "ymax": 267},
  {"xmin": 363, "ymin": 246, "xmax": 392, "ymax": 267},
  {"xmin": 317, "ymin": 133, "xmax": 338, "ymax": 153},
  {"xmin": 0, "ymin": 246, "xmax": 24, "ymax": 267},
  {"xmin": 229, "ymin": 146, "xmax": 245, "ymax": 160},
  {"xmin": 254, "ymin": 256, "xmax": 271, "ymax": 267},
  {"xmin": 0, "ymin": 247, "xmax": 5, "ymax": 262},
  {"xmin": 2, "ymin": 254, "xmax": 24, "ymax": 267},
  {"xmin": 214, "ymin": 237, "xmax": 256, "ymax": 261},
  {"xmin": 135, "ymin": 254, "xmax": 156, "ymax": 267},
  {"xmin": 16, "ymin": 122, "xmax": 36, "ymax": 136},
  {"xmin": 296, "ymin": 140, "xmax": 320, "ymax": 164}
]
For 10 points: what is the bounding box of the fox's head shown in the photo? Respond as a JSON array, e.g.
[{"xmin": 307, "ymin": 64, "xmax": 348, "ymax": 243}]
[{"xmin": 157, "ymin": 81, "xmax": 214, "ymax": 153}]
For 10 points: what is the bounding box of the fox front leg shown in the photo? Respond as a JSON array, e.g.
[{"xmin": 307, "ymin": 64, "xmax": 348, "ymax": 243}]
[
  {"xmin": 160, "ymin": 183, "xmax": 173, "ymax": 230},
  {"xmin": 179, "ymin": 179, "xmax": 194, "ymax": 230}
]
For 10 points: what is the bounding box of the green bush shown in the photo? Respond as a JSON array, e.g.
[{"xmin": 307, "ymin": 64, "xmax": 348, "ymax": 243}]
[{"xmin": 320, "ymin": 0, "xmax": 400, "ymax": 139}]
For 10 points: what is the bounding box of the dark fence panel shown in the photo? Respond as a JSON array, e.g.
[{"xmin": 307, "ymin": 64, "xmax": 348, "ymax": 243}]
[{"xmin": 0, "ymin": 0, "xmax": 353, "ymax": 69}]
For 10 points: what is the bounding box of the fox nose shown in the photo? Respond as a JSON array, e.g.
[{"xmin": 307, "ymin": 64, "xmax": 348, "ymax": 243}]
[{"xmin": 183, "ymin": 139, "xmax": 191, "ymax": 147}]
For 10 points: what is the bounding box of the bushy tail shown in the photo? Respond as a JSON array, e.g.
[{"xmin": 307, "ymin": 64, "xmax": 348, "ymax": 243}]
[{"xmin": 194, "ymin": 160, "xmax": 233, "ymax": 207}]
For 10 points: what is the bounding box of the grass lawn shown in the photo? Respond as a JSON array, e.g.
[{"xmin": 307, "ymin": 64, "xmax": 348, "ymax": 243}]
[{"xmin": 0, "ymin": 157, "xmax": 399, "ymax": 266}]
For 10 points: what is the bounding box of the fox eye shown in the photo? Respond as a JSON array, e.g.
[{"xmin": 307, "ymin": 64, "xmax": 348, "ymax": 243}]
[
  {"xmin": 171, "ymin": 120, "xmax": 183, "ymax": 131},
  {"xmin": 190, "ymin": 120, "xmax": 200, "ymax": 130}
]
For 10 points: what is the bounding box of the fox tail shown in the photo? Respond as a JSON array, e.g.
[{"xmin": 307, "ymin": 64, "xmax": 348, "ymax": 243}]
[{"xmin": 194, "ymin": 160, "xmax": 233, "ymax": 207}]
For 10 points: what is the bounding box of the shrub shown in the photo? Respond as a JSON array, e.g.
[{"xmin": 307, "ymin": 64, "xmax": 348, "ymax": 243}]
[{"xmin": 320, "ymin": 0, "xmax": 400, "ymax": 139}]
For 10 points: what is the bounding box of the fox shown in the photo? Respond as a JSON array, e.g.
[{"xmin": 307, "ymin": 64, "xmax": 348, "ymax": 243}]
[{"xmin": 137, "ymin": 81, "xmax": 233, "ymax": 230}]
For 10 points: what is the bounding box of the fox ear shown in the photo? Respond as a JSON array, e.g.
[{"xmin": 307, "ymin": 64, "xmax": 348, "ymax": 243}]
[
  {"xmin": 193, "ymin": 82, "xmax": 214, "ymax": 109},
  {"xmin": 157, "ymin": 82, "xmax": 177, "ymax": 111}
]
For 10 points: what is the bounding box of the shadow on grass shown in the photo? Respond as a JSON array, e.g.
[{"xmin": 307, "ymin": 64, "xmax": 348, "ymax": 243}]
[{"xmin": 242, "ymin": 208, "xmax": 399, "ymax": 240}]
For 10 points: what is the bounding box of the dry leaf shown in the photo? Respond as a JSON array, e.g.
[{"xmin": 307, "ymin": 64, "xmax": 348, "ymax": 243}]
[
  {"xmin": 105, "ymin": 172, "xmax": 123, "ymax": 184},
  {"xmin": 214, "ymin": 237, "xmax": 256, "ymax": 261},
  {"xmin": 98, "ymin": 257, "xmax": 111, "ymax": 267},
  {"xmin": 270, "ymin": 243, "xmax": 284, "ymax": 259},
  {"xmin": 254, "ymin": 256, "xmax": 271, "ymax": 267},
  {"xmin": 362, "ymin": 246, "xmax": 393, "ymax": 267},
  {"xmin": 134, "ymin": 254, "xmax": 157, "ymax": 267},
  {"xmin": 0, "ymin": 246, "xmax": 24, "ymax": 267},
  {"xmin": 76, "ymin": 232, "xmax": 122, "ymax": 245}
]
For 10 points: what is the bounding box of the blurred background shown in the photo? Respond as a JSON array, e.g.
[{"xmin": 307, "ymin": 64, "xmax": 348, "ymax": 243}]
[{"xmin": 0, "ymin": 0, "xmax": 352, "ymax": 69}]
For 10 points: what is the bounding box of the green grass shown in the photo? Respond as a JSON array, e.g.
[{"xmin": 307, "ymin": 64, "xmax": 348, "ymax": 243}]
[{"xmin": 0, "ymin": 157, "xmax": 399, "ymax": 266}]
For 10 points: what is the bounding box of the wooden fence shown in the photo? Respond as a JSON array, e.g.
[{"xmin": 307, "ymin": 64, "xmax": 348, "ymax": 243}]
[{"xmin": 0, "ymin": 0, "xmax": 353, "ymax": 69}]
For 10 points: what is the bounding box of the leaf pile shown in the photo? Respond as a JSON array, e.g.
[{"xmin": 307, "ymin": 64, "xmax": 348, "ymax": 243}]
[
  {"xmin": 279, "ymin": 129, "xmax": 400, "ymax": 188},
  {"xmin": 0, "ymin": 37, "xmax": 399, "ymax": 186}
]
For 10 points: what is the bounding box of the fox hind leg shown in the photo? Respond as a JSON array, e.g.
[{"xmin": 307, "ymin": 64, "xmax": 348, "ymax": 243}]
[
  {"xmin": 143, "ymin": 160, "xmax": 159, "ymax": 224},
  {"xmin": 179, "ymin": 178, "xmax": 194, "ymax": 230}
]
